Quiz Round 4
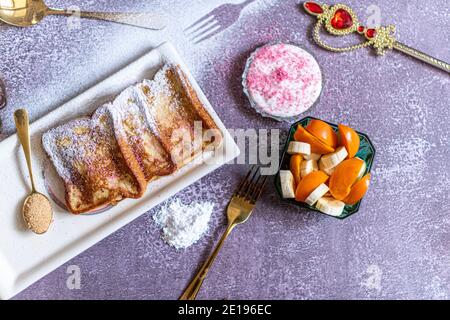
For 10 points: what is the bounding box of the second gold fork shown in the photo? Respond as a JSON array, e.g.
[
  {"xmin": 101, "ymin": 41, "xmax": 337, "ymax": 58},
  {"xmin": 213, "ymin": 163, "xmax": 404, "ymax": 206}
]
[{"xmin": 179, "ymin": 165, "xmax": 267, "ymax": 300}]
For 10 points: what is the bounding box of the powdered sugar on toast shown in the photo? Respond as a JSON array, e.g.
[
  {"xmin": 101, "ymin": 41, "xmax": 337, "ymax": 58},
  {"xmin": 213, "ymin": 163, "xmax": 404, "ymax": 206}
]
[
  {"xmin": 109, "ymin": 86, "xmax": 175, "ymax": 181},
  {"xmin": 139, "ymin": 65, "xmax": 220, "ymax": 167},
  {"xmin": 42, "ymin": 104, "xmax": 144, "ymax": 213},
  {"xmin": 42, "ymin": 117, "xmax": 92, "ymax": 184}
]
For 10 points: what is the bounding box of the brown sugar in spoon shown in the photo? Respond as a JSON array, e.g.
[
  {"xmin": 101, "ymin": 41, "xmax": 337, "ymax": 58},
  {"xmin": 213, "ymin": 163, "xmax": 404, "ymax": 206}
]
[{"xmin": 14, "ymin": 109, "xmax": 53, "ymax": 234}]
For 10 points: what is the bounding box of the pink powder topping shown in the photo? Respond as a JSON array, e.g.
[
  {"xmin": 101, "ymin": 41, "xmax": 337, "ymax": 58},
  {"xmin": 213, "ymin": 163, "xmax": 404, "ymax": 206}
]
[
  {"xmin": 245, "ymin": 43, "xmax": 322, "ymax": 118},
  {"xmin": 273, "ymin": 67, "xmax": 289, "ymax": 81}
]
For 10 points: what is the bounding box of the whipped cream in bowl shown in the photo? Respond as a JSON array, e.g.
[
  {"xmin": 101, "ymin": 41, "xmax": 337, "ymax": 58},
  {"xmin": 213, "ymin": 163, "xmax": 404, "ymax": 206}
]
[{"xmin": 243, "ymin": 43, "xmax": 323, "ymax": 121}]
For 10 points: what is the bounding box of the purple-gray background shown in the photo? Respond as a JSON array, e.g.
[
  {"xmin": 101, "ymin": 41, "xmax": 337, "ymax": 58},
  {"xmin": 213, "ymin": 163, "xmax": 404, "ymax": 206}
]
[{"xmin": 1, "ymin": 0, "xmax": 449, "ymax": 299}]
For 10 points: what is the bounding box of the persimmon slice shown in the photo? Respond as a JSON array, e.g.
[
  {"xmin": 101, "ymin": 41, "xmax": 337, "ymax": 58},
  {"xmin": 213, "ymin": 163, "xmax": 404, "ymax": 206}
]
[
  {"xmin": 294, "ymin": 126, "xmax": 335, "ymax": 154},
  {"xmin": 344, "ymin": 174, "xmax": 371, "ymax": 205},
  {"xmin": 329, "ymin": 158, "xmax": 365, "ymax": 200},
  {"xmin": 338, "ymin": 124, "xmax": 360, "ymax": 158},
  {"xmin": 290, "ymin": 154, "xmax": 303, "ymax": 185},
  {"xmin": 295, "ymin": 171, "xmax": 329, "ymax": 202},
  {"xmin": 305, "ymin": 119, "xmax": 338, "ymax": 148}
]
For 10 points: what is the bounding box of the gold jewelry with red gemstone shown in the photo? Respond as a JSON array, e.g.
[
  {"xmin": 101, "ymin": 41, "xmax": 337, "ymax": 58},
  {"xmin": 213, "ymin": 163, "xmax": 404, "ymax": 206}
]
[{"xmin": 303, "ymin": 1, "xmax": 450, "ymax": 73}]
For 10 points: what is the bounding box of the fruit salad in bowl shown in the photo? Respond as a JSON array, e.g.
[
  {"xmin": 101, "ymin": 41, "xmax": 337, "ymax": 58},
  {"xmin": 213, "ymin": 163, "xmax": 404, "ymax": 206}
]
[{"xmin": 275, "ymin": 117, "xmax": 375, "ymax": 219}]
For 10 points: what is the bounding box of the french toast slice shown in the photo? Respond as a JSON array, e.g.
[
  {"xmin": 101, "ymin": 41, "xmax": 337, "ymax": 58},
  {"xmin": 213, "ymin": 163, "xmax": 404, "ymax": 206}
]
[
  {"xmin": 91, "ymin": 105, "xmax": 147, "ymax": 195},
  {"xmin": 138, "ymin": 64, "xmax": 222, "ymax": 168},
  {"xmin": 108, "ymin": 86, "xmax": 176, "ymax": 182},
  {"xmin": 42, "ymin": 104, "xmax": 146, "ymax": 214}
]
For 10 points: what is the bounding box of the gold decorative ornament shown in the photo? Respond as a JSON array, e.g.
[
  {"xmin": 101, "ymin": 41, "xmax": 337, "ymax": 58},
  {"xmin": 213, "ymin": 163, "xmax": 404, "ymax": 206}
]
[{"xmin": 303, "ymin": 2, "xmax": 450, "ymax": 73}]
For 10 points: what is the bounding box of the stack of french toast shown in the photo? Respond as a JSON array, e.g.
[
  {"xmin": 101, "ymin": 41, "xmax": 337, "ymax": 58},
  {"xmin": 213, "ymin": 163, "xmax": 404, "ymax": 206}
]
[{"xmin": 42, "ymin": 64, "xmax": 222, "ymax": 214}]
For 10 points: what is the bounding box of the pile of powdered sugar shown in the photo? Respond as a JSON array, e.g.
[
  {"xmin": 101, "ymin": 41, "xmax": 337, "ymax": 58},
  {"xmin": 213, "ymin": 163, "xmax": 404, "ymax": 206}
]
[{"xmin": 153, "ymin": 199, "xmax": 214, "ymax": 249}]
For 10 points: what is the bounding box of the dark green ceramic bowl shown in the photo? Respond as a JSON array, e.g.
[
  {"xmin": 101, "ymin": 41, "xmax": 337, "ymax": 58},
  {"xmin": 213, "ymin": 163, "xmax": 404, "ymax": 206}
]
[{"xmin": 274, "ymin": 117, "xmax": 376, "ymax": 219}]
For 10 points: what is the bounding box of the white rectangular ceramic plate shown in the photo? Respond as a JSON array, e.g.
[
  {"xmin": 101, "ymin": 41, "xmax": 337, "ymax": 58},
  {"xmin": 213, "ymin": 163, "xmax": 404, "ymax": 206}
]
[{"xmin": 0, "ymin": 42, "xmax": 240, "ymax": 299}]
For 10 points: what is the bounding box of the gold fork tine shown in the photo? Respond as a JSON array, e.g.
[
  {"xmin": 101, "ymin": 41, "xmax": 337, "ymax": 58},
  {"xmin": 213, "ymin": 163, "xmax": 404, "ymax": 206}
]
[
  {"xmin": 234, "ymin": 165, "xmax": 254, "ymax": 194},
  {"xmin": 250, "ymin": 175, "xmax": 268, "ymax": 204},
  {"xmin": 242, "ymin": 166, "xmax": 262, "ymax": 200},
  {"xmin": 239, "ymin": 166, "xmax": 268, "ymax": 204},
  {"xmin": 241, "ymin": 166, "xmax": 260, "ymax": 199},
  {"xmin": 235, "ymin": 165, "xmax": 257, "ymax": 197}
]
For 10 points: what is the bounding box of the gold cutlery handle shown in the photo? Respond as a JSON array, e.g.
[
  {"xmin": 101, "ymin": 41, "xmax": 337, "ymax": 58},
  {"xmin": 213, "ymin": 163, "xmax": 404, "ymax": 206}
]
[
  {"xmin": 180, "ymin": 223, "xmax": 235, "ymax": 300},
  {"xmin": 394, "ymin": 41, "xmax": 450, "ymax": 74},
  {"xmin": 48, "ymin": 8, "xmax": 166, "ymax": 30},
  {"xmin": 13, "ymin": 109, "xmax": 36, "ymax": 193}
]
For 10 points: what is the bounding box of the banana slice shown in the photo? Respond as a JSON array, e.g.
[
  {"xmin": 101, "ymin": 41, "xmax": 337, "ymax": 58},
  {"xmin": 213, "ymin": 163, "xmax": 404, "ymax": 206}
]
[
  {"xmin": 300, "ymin": 159, "xmax": 318, "ymax": 178},
  {"xmin": 316, "ymin": 197, "xmax": 345, "ymax": 217},
  {"xmin": 279, "ymin": 170, "xmax": 296, "ymax": 198},
  {"xmin": 319, "ymin": 146, "xmax": 348, "ymax": 171},
  {"xmin": 357, "ymin": 158, "xmax": 367, "ymax": 180},
  {"xmin": 287, "ymin": 141, "xmax": 311, "ymax": 156},
  {"xmin": 305, "ymin": 183, "xmax": 329, "ymax": 206},
  {"xmin": 319, "ymin": 160, "xmax": 336, "ymax": 176},
  {"xmin": 303, "ymin": 153, "xmax": 321, "ymax": 161}
]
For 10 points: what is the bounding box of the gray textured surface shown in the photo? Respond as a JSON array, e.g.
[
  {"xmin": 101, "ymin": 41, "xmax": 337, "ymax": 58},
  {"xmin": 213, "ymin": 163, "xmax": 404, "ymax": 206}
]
[{"xmin": 0, "ymin": 0, "xmax": 449, "ymax": 299}]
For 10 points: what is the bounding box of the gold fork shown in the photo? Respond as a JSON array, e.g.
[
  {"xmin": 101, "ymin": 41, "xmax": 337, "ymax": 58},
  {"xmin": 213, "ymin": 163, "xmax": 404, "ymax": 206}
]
[{"xmin": 179, "ymin": 165, "xmax": 268, "ymax": 300}]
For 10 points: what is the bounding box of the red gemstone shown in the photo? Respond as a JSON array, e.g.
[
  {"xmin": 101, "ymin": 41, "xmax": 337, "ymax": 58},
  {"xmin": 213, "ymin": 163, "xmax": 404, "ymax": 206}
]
[
  {"xmin": 330, "ymin": 9, "xmax": 353, "ymax": 29},
  {"xmin": 366, "ymin": 29, "xmax": 377, "ymax": 38},
  {"xmin": 357, "ymin": 26, "xmax": 365, "ymax": 33},
  {"xmin": 304, "ymin": 2, "xmax": 323, "ymax": 14}
]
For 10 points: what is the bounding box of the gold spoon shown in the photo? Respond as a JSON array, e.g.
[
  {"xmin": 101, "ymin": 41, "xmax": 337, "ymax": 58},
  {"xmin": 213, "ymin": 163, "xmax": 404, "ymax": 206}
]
[
  {"xmin": 14, "ymin": 109, "xmax": 53, "ymax": 235},
  {"xmin": 0, "ymin": 0, "xmax": 166, "ymax": 30}
]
